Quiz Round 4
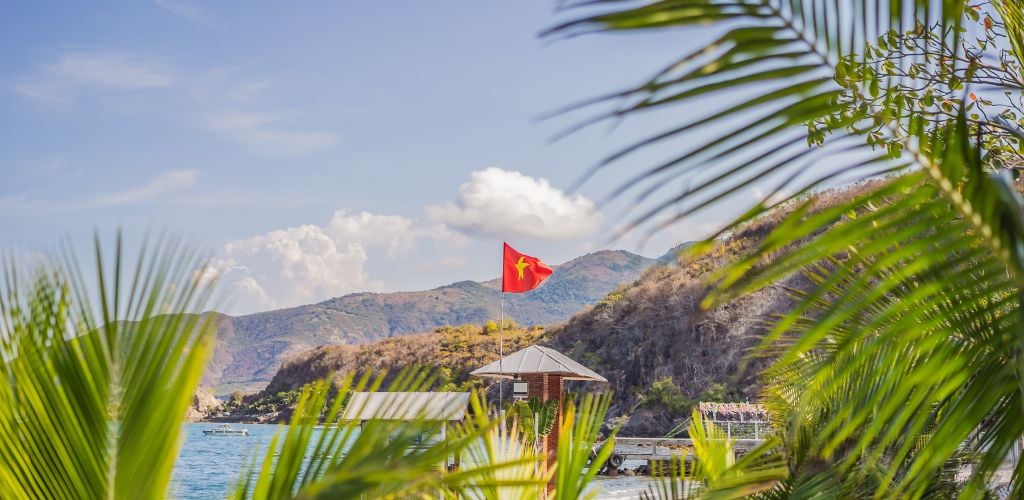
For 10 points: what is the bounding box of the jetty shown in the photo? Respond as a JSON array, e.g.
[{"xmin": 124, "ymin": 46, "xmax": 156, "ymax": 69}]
[
  {"xmin": 600, "ymin": 403, "xmax": 771, "ymax": 476},
  {"xmin": 469, "ymin": 347, "xmax": 773, "ymax": 479}
]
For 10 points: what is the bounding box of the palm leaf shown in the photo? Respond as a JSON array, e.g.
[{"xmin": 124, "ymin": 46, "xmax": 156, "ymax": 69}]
[
  {"xmin": 548, "ymin": 0, "xmax": 967, "ymax": 243},
  {"xmin": 553, "ymin": 391, "xmax": 616, "ymax": 500},
  {"xmin": 232, "ymin": 368, "xmax": 552, "ymax": 499},
  {"xmin": 0, "ymin": 233, "xmax": 217, "ymax": 499},
  {"xmin": 549, "ymin": 0, "xmax": 1024, "ymax": 496},
  {"xmin": 641, "ymin": 410, "xmax": 788, "ymax": 499}
]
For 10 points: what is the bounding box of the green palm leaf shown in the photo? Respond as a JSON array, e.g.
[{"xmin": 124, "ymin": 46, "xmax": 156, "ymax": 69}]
[
  {"xmin": 233, "ymin": 371, "xmax": 616, "ymax": 499},
  {"xmin": 0, "ymin": 234, "xmax": 218, "ymax": 499},
  {"xmin": 550, "ymin": 0, "xmax": 1024, "ymax": 496},
  {"xmin": 547, "ymin": 0, "xmax": 965, "ymax": 241},
  {"xmin": 641, "ymin": 410, "xmax": 788, "ymax": 499}
]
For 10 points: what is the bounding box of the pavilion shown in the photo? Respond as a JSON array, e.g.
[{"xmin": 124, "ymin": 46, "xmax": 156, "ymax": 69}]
[{"xmin": 471, "ymin": 345, "xmax": 607, "ymax": 473}]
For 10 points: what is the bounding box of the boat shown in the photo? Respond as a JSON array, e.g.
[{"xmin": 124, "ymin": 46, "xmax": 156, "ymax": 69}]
[{"xmin": 202, "ymin": 424, "xmax": 248, "ymax": 436}]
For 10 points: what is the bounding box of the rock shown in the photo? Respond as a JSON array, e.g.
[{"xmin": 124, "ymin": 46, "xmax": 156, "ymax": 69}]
[
  {"xmin": 193, "ymin": 386, "xmax": 221, "ymax": 412},
  {"xmin": 184, "ymin": 387, "xmax": 221, "ymax": 422}
]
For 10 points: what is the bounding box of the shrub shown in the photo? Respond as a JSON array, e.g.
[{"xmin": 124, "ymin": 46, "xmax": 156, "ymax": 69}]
[{"xmin": 640, "ymin": 377, "xmax": 693, "ymax": 416}]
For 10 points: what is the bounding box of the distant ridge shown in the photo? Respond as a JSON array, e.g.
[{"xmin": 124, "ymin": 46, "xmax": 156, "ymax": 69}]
[
  {"xmin": 657, "ymin": 241, "xmax": 695, "ymax": 264},
  {"xmin": 238, "ymin": 183, "xmax": 882, "ymax": 434},
  {"xmin": 205, "ymin": 247, "xmax": 680, "ymax": 394},
  {"xmin": 244, "ymin": 229, "xmax": 794, "ymax": 435}
]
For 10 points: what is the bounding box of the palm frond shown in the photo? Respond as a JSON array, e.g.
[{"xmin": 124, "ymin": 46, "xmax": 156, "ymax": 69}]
[
  {"xmin": 232, "ymin": 376, "xmax": 622, "ymax": 499},
  {"xmin": 0, "ymin": 234, "xmax": 217, "ymax": 499},
  {"xmin": 641, "ymin": 410, "xmax": 788, "ymax": 499},
  {"xmin": 551, "ymin": 0, "xmax": 1024, "ymax": 496},
  {"xmin": 722, "ymin": 115, "xmax": 1024, "ymax": 495},
  {"xmin": 550, "ymin": 0, "xmax": 968, "ymax": 243},
  {"xmin": 553, "ymin": 391, "xmax": 616, "ymax": 500}
]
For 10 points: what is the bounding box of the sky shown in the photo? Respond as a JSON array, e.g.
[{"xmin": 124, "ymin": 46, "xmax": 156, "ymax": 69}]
[{"xmin": 0, "ymin": 1, "xmax": 753, "ymax": 315}]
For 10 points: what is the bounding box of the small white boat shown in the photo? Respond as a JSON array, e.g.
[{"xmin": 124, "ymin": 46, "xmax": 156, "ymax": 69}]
[{"xmin": 202, "ymin": 424, "xmax": 248, "ymax": 436}]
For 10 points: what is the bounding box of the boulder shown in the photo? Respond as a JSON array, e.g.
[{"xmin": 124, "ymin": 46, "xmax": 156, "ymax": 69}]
[{"xmin": 184, "ymin": 387, "xmax": 221, "ymax": 422}]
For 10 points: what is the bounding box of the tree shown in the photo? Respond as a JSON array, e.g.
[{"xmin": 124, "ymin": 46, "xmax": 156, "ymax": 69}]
[{"xmin": 552, "ymin": 0, "xmax": 1024, "ymax": 496}]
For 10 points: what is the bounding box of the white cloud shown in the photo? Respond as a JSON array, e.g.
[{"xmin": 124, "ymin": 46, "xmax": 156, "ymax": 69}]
[
  {"xmin": 750, "ymin": 186, "xmax": 794, "ymax": 206},
  {"xmin": 411, "ymin": 256, "xmax": 469, "ymax": 272},
  {"xmin": 14, "ymin": 51, "xmax": 174, "ymax": 104},
  {"xmin": 50, "ymin": 53, "xmax": 175, "ymax": 89},
  {"xmin": 326, "ymin": 209, "xmax": 466, "ymax": 257},
  {"xmin": 214, "ymin": 210, "xmax": 466, "ymax": 315},
  {"xmin": 0, "ymin": 169, "xmax": 198, "ymax": 215},
  {"xmin": 190, "ymin": 69, "xmax": 272, "ymax": 104},
  {"xmin": 198, "ymin": 110, "xmax": 338, "ymax": 156},
  {"xmin": 95, "ymin": 169, "xmax": 198, "ymax": 206},
  {"xmin": 215, "ymin": 225, "xmax": 379, "ymax": 314},
  {"xmin": 189, "ymin": 72, "xmax": 337, "ymax": 156},
  {"xmin": 14, "ymin": 54, "xmax": 336, "ymax": 157},
  {"xmin": 11, "ymin": 82, "xmax": 67, "ymax": 105},
  {"xmin": 154, "ymin": 0, "xmax": 212, "ymax": 25},
  {"xmin": 427, "ymin": 167, "xmax": 601, "ymax": 240}
]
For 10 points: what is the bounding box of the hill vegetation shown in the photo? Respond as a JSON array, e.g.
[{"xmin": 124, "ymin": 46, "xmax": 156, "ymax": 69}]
[
  {"xmin": 223, "ymin": 324, "xmax": 542, "ymax": 418},
  {"xmin": 204, "ymin": 249, "xmax": 660, "ymax": 394},
  {"xmin": 231, "ymin": 183, "xmax": 882, "ymax": 435}
]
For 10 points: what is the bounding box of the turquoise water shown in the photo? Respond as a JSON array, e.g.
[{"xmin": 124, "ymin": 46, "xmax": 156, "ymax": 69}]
[
  {"xmin": 170, "ymin": 423, "xmax": 651, "ymax": 499},
  {"xmin": 170, "ymin": 423, "xmax": 280, "ymax": 499}
]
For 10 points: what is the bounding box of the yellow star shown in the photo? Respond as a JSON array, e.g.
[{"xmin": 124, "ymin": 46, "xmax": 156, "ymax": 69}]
[{"xmin": 515, "ymin": 256, "xmax": 530, "ymax": 279}]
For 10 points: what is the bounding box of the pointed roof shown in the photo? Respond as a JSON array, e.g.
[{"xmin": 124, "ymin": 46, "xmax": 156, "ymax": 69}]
[{"xmin": 470, "ymin": 345, "xmax": 608, "ymax": 382}]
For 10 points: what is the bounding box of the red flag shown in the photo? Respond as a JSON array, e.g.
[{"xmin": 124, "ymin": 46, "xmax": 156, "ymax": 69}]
[{"xmin": 502, "ymin": 243, "xmax": 553, "ymax": 293}]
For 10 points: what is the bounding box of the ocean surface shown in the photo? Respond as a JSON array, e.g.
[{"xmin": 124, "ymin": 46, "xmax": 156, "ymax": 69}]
[{"xmin": 171, "ymin": 423, "xmax": 652, "ymax": 499}]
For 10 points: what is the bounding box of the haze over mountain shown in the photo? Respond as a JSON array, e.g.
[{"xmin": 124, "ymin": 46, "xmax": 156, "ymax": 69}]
[{"xmin": 204, "ymin": 247, "xmax": 680, "ymax": 394}]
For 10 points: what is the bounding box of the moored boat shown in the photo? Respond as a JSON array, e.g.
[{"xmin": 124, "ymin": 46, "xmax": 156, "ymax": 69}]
[{"xmin": 202, "ymin": 424, "xmax": 248, "ymax": 436}]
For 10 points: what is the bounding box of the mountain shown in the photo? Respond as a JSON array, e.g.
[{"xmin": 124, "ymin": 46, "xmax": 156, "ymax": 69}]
[
  {"xmin": 204, "ymin": 249, "xmax": 664, "ymax": 394},
  {"xmin": 240, "ymin": 216, "xmax": 802, "ymax": 435},
  {"xmin": 657, "ymin": 241, "xmax": 695, "ymax": 264},
  {"xmin": 230, "ymin": 182, "xmax": 883, "ymax": 434}
]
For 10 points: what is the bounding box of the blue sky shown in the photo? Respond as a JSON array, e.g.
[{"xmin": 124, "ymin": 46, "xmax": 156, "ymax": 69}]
[{"xmin": 1, "ymin": 1, "xmax": 750, "ymax": 315}]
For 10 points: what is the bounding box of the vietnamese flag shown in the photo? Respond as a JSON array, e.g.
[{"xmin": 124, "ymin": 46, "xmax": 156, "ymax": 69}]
[{"xmin": 502, "ymin": 243, "xmax": 553, "ymax": 293}]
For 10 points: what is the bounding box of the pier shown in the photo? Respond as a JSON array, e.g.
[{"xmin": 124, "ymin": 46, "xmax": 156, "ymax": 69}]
[
  {"xmin": 600, "ymin": 403, "xmax": 772, "ymax": 476},
  {"xmin": 599, "ymin": 436, "xmax": 766, "ymax": 476}
]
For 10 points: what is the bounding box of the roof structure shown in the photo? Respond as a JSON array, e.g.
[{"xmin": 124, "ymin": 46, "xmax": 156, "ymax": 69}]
[
  {"xmin": 470, "ymin": 345, "xmax": 608, "ymax": 382},
  {"xmin": 341, "ymin": 392, "xmax": 470, "ymax": 421}
]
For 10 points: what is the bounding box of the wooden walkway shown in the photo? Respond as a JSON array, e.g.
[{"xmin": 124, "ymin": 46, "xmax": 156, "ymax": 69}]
[
  {"xmin": 598, "ymin": 436, "xmax": 767, "ymax": 475},
  {"xmin": 610, "ymin": 437, "xmax": 764, "ymax": 461}
]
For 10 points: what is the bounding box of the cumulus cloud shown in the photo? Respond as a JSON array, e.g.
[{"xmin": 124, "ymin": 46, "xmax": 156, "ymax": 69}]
[
  {"xmin": 213, "ymin": 210, "xmax": 466, "ymax": 315},
  {"xmin": 215, "ymin": 224, "xmax": 379, "ymax": 314},
  {"xmin": 325, "ymin": 209, "xmax": 466, "ymax": 257},
  {"xmin": 426, "ymin": 167, "xmax": 601, "ymax": 240}
]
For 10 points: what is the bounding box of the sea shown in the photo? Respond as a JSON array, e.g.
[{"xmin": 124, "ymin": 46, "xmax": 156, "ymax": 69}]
[{"xmin": 171, "ymin": 423, "xmax": 652, "ymax": 499}]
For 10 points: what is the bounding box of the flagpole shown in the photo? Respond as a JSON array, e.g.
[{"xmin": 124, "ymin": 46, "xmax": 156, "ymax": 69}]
[
  {"xmin": 498, "ymin": 243, "xmax": 505, "ymax": 435},
  {"xmin": 499, "ymin": 291, "xmax": 504, "ymax": 405}
]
